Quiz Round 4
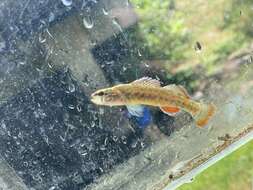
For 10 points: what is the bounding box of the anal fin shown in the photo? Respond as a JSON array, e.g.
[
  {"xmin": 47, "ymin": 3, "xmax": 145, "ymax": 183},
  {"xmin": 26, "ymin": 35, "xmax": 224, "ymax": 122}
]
[{"xmin": 160, "ymin": 106, "xmax": 180, "ymax": 116}]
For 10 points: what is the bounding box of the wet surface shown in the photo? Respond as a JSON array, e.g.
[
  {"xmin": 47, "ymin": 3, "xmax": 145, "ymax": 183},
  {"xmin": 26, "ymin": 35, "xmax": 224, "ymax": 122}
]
[
  {"xmin": 0, "ymin": 71, "xmax": 146, "ymax": 190},
  {"xmin": 1, "ymin": 0, "xmax": 253, "ymax": 190}
]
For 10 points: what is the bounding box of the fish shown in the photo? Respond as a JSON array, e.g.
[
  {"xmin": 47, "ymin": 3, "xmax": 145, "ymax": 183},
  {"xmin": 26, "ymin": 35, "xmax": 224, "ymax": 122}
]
[{"xmin": 90, "ymin": 77, "xmax": 216, "ymax": 128}]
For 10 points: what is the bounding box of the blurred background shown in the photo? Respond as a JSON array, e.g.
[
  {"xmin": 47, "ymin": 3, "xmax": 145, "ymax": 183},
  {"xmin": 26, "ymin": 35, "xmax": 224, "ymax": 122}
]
[{"xmin": 130, "ymin": 0, "xmax": 253, "ymax": 189}]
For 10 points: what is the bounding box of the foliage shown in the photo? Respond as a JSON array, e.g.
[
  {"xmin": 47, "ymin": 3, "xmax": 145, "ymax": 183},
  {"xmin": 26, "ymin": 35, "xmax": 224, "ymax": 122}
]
[
  {"xmin": 222, "ymin": 0, "xmax": 253, "ymax": 37},
  {"xmin": 132, "ymin": 0, "xmax": 190, "ymax": 61},
  {"xmin": 178, "ymin": 141, "xmax": 253, "ymax": 190}
]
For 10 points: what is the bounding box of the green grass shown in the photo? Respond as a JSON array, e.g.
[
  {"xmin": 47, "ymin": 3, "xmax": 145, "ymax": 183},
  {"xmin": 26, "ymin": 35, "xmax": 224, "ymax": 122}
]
[{"xmin": 178, "ymin": 141, "xmax": 253, "ymax": 190}]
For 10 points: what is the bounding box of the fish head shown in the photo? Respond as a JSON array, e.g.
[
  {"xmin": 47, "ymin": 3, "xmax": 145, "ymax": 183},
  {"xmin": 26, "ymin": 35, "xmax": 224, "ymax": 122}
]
[{"xmin": 90, "ymin": 87, "xmax": 123, "ymax": 106}]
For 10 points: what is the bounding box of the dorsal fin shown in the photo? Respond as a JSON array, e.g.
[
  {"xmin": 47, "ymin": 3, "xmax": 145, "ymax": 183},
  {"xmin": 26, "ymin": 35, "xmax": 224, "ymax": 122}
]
[
  {"xmin": 130, "ymin": 77, "xmax": 161, "ymax": 87},
  {"xmin": 163, "ymin": 84, "xmax": 190, "ymax": 98}
]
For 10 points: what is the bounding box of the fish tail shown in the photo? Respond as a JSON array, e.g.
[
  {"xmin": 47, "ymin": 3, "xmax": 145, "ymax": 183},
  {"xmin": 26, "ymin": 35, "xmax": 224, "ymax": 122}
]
[{"xmin": 192, "ymin": 102, "xmax": 216, "ymax": 128}]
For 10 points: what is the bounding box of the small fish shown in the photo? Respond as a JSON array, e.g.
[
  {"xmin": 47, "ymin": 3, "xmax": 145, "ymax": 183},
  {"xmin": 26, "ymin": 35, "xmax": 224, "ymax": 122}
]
[{"xmin": 91, "ymin": 77, "xmax": 216, "ymax": 127}]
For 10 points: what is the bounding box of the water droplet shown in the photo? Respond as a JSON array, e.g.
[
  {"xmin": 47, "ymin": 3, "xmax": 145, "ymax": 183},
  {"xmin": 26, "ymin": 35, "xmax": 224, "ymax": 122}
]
[
  {"xmin": 140, "ymin": 141, "xmax": 145, "ymax": 148},
  {"xmin": 49, "ymin": 186, "xmax": 56, "ymax": 190},
  {"xmin": 68, "ymin": 104, "xmax": 75, "ymax": 110},
  {"xmin": 49, "ymin": 12, "xmax": 55, "ymax": 22},
  {"xmin": 47, "ymin": 62, "xmax": 53, "ymax": 69},
  {"xmin": 68, "ymin": 83, "xmax": 75, "ymax": 93},
  {"xmin": 83, "ymin": 16, "xmax": 94, "ymax": 29},
  {"xmin": 144, "ymin": 62, "xmax": 150, "ymax": 68},
  {"xmin": 23, "ymin": 161, "xmax": 28, "ymax": 167},
  {"xmin": 91, "ymin": 121, "xmax": 96, "ymax": 128},
  {"xmin": 90, "ymin": 39, "xmax": 97, "ymax": 46},
  {"xmin": 39, "ymin": 33, "xmax": 46, "ymax": 43},
  {"xmin": 121, "ymin": 136, "xmax": 127, "ymax": 144},
  {"xmin": 247, "ymin": 55, "xmax": 253, "ymax": 64},
  {"xmin": 102, "ymin": 6, "xmax": 109, "ymax": 15},
  {"xmin": 130, "ymin": 139, "xmax": 138, "ymax": 148},
  {"xmin": 104, "ymin": 137, "xmax": 108, "ymax": 146},
  {"xmin": 19, "ymin": 61, "xmax": 26, "ymax": 65},
  {"xmin": 112, "ymin": 18, "xmax": 123, "ymax": 32},
  {"xmin": 80, "ymin": 150, "xmax": 88, "ymax": 156},
  {"xmin": 100, "ymin": 145, "xmax": 106, "ymax": 151},
  {"xmin": 61, "ymin": 0, "xmax": 72, "ymax": 6},
  {"xmin": 194, "ymin": 41, "xmax": 202, "ymax": 52},
  {"xmin": 113, "ymin": 135, "xmax": 118, "ymax": 142},
  {"xmin": 77, "ymin": 104, "xmax": 82, "ymax": 112},
  {"xmin": 137, "ymin": 49, "xmax": 142, "ymax": 56}
]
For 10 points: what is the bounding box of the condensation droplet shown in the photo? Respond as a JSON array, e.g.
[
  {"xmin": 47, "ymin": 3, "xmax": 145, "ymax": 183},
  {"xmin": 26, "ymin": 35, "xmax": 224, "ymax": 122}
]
[
  {"xmin": 194, "ymin": 41, "xmax": 202, "ymax": 53},
  {"xmin": 68, "ymin": 104, "xmax": 75, "ymax": 110},
  {"xmin": 77, "ymin": 104, "xmax": 82, "ymax": 112},
  {"xmin": 113, "ymin": 135, "xmax": 118, "ymax": 142},
  {"xmin": 91, "ymin": 121, "xmax": 96, "ymax": 128},
  {"xmin": 19, "ymin": 61, "xmax": 26, "ymax": 65},
  {"xmin": 47, "ymin": 62, "xmax": 53, "ymax": 69},
  {"xmin": 100, "ymin": 145, "xmax": 106, "ymax": 151},
  {"xmin": 131, "ymin": 140, "xmax": 138, "ymax": 148},
  {"xmin": 121, "ymin": 136, "xmax": 127, "ymax": 144},
  {"xmin": 39, "ymin": 33, "xmax": 46, "ymax": 43},
  {"xmin": 83, "ymin": 16, "xmax": 94, "ymax": 29},
  {"xmin": 49, "ymin": 12, "xmax": 55, "ymax": 22},
  {"xmin": 112, "ymin": 18, "xmax": 123, "ymax": 32},
  {"xmin": 247, "ymin": 55, "xmax": 253, "ymax": 64},
  {"xmin": 140, "ymin": 141, "xmax": 145, "ymax": 148},
  {"xmin": 90, "ymin": 39, "xmax": 97, "ymax": 46},
  {"xmin": 104, "ymin": 137, "xmax": 108, "ymax": 146},
  {"xmin": 61, "ymin": 0, "xmax": 72, "ymax": 6},
  {"xmin": 49, "ymin": 186, "xmax": 56, "ymax": 190},
  {"xmin": 102, "ymin": 6, "xmax": 109, "ymax": 15},
  {"xmin": 68, "ymin": 83, "xmax": 75, "ymax": 93},
  {"xmin": 137, "ymin": 49, "xmax": 142, "ymax": 56},
  {"xmin": 144, "ymin": 62, "xmax": 150, "ymax": 68}
]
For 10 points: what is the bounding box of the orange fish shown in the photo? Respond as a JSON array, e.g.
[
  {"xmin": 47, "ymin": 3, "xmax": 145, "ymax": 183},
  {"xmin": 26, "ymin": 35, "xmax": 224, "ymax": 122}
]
[{"xmin": 90, "ymin": 77, "xmax": 216, "ymax": 127}]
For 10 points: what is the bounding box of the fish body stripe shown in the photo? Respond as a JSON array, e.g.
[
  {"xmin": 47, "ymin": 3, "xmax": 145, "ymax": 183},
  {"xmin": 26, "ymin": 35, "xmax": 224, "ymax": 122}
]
[{"xmin": 114, "ymin": 85, "xmax": 185, "ymax": 107}]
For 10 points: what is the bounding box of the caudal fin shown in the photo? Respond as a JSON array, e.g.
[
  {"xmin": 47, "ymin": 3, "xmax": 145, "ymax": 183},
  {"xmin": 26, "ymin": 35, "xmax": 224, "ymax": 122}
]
[{"xmin": 193, "ymin": 103, "xmax": 216, "ymax": 127}]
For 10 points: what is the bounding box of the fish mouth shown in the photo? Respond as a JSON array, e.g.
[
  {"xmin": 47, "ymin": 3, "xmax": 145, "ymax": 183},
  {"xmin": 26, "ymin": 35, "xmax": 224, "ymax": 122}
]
[{"xmin": 90, "ymin": 94, "xmax": 96, "ymax": 103}]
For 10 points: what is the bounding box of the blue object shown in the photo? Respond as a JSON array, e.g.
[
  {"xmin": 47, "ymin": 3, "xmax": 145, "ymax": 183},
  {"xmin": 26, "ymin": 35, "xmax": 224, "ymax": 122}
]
[
  {"xmin": 126, "ymin": 106, "xmax": 152, "ymax": 129},
  {"xmin": 135, "ymin": 107, "xmax": 152, "ymax": 128}
]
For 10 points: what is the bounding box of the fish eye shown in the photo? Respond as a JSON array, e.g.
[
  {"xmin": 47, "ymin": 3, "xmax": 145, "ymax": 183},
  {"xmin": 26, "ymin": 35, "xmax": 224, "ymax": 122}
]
[{"xmin": 97, "ymin": 91, "xmax": 105, "ymax": 96}]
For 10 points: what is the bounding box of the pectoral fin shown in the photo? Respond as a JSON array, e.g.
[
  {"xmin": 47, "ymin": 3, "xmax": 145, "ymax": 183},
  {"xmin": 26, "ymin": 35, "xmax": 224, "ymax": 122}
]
[
  {"xmin": 160, "ymin": 106, "xmax": 180, "ymax": 116},
  {"xmin": 126, "ymin": 105, "xmax": 145, "ymax": 117}
]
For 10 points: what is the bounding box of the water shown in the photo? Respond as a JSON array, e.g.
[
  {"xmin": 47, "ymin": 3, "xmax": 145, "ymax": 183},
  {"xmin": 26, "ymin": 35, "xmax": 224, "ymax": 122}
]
[
  {"xmin": 194, "ymin": 41, "xmax": 202, "ymax": 53},
  {"xmin": 102, "ymin": 6, "xmax": 109, "ymax": 15},
  {"xmin": 112, "ymin": 18, "xmax": 123, "ymax": 33},
  {"xmin": 83, "ymin": 16, "xmax": 94, "ymax": 29},
  {"xmin": 68, "ymin": 83, "xmax": 75, "ymax": 93}
]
